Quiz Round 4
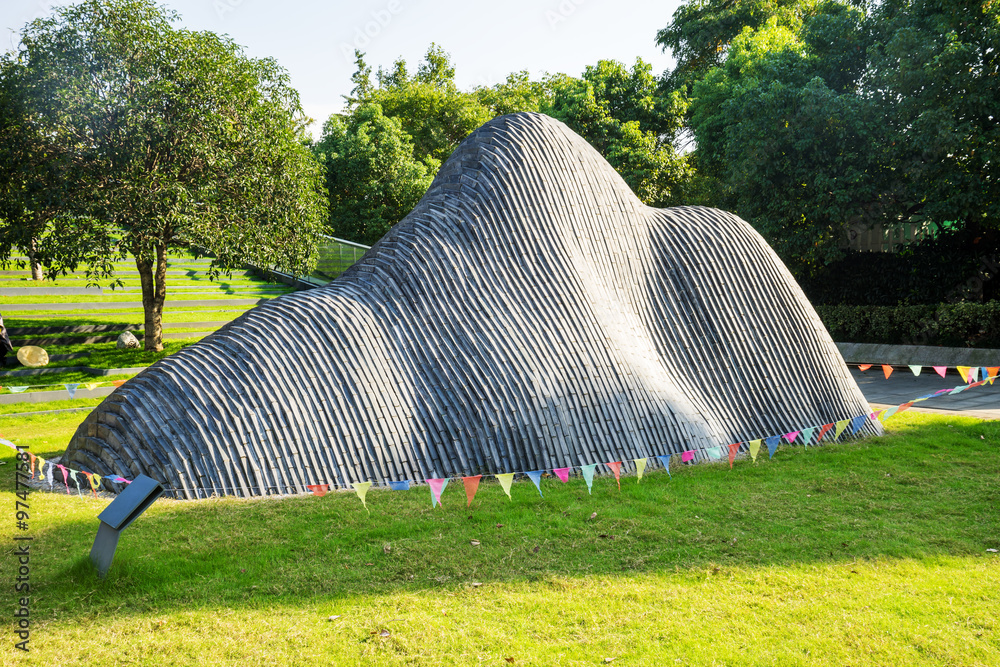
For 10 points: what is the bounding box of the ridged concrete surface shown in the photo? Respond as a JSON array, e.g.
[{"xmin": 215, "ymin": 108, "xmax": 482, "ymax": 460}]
[{"xmin": 63, "ymin": 112, "xmax": 876, "ymax": 498}]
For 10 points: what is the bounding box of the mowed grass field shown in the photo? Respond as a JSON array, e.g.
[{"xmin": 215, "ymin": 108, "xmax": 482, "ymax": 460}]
[{"xmin": 1, "ymin": 410, "xmax": 998, "ymax": 666}]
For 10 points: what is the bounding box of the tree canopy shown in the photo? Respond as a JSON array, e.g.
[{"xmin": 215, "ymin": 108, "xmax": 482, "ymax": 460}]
[{"xmin": 0, "ymin": 0, "xmax": 326, "ymax": 350}]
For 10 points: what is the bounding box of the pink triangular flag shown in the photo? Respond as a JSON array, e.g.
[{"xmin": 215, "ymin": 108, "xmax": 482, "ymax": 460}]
[
  {"xmin": 606, "ymin": 461, "xmax": 622, "ymax": 491},
  {"xmin": 681, "ymin": 450, "xmax": 695, "ymax": 463},
  {"xmin": 784, "ymin": 431, "xmax": 799, "ymax": 444},
  {"xmin": 933, "ymin": 366, "xmax": 947, "ymax": 378},
  {"xmin": 427, "ymin": 478, "xmax": 448, "ymax": 508},
  {"xmin": 553, "ymin": 467, "xmax": 570, "ymax": 483}
]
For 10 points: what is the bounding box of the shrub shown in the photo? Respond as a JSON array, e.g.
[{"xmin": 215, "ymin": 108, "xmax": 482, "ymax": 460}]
[{"xmin": 816, "ymin": 301, "xmax": 1000, "ymax": 348}]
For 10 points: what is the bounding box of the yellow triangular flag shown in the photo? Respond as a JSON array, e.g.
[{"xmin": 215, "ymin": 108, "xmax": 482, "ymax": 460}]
[
  {"xmin": 748, "ymin": 439, "xmax": 761, "ymax": 463},
  {"xmin": 496, "ymin": 473, "xmax": 515, "ymax": 500},
  {"xmin": 957, "ymin": 366, "xmax": 972, "ymax": 383},
  {"xmin": 634, "ymin": 458, "xmax": 647, "ymax": 483},
  {"xmin": 835, "ymin": 420, "xmax": 849, "ymax": 440},
  {"xmin": 352, "ymin": 481, "xmax": 372, "ymax": 510},
  {"xmin": 85, "ymin": 382, "xmax": 100, "ymax": 390}
]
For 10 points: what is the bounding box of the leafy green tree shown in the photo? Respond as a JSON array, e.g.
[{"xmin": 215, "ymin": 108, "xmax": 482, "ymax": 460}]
[
  {"xmin": 3, "ymin": 0, "xmax": 326, "ymax": 350},
  {"xmin": 866, "ymin": 0, "xmax": 1000, "ymax": 240},
  {"xmin": 356, "ymin": 44, "xmax": 491, "ymax": 165},
  {"xmin": 314, "ymin": 104, "xmax": 437, "ymax": 245},
  {"xmin": 546, "ymin": 60, "xmax": 693, "ymax": 207}
]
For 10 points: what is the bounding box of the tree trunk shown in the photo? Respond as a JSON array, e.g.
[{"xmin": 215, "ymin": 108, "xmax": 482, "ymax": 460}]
[
  {"xmin": 135, "ymin": 243, "xmax": 168, "ymax": 352},
  {"xmin": 27, "ymin": 238, "xmax": 42, "ymax": 281}
]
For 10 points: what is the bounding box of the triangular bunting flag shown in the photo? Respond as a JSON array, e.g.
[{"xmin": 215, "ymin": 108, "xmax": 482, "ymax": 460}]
[
  {"xmin": 748, "ymin": 440, "xmax": 761, "ymax": 463},
  {"xmin": 634, "ymin": 458, "xmax": 646, "ymax": 483},
  {"xmin": 897, "ymin": 402, "xmax": 914, "ymax": 413},
  {"xmin": 352, "ymin": 481, "xmax": 372, "ymax": 509},
  {"xmin": 89, "ymin": 472, "xmax": 102, "ymax": 497},
  {"xmin": 908, "ymin": 365, "xmax": 922, "ymax": 376},
  {"xmin": 656, "ymin": 455, "xmax": 671, "ymax": 478},
  {"xmin": 957, "ymin": 366, "xmax": 972, "ymax": 383},
  {"xmin": 727, "ymin": 443, "xmax": 741, "ymax": 469},
  {"xmin": 705, "ymin": 446, "xmax": 723, "ymax": 461},
  {"xmin": 525, "ymin": 471, "xmax": 544, "ymax": 497},
  {"xmin": 681, "ymin": 450, "xmax": 695, "ymax": 463},
  {"xmin": 850, "ymin": 415, "xmax": 866, "ymax": 435},
  {"xmin": 28, "ymin": 453, "xmax": 36, "ymax": 479},
  {"xmin": 388, "ymin": 481, "xmax": 410, "ymax": 491},
  {"xmin": 765, "ymin": 436, "xmax": 780, "ymax": 459},
  {"xmin": 817, "ymin": 423, "xmax": 835, "ymax": 442},
  {"xmin": 800, "ymin": 428, "xmax": 816, "ymax": 447},
  {"xmin": 858, "ymin": 364, "xmax": 872, "ymax": 371},
  {"xmin": 427, "ymin": 478, "xmax": 448, "ymax": 508},
  {"xmin": 971, "ymin": 367, "xmax": 980, "ymax": 382},
  {"xmin": 872, "ymin": 409, "xmax": 886, "ymax": 421},
  {"xmin": 882, "ymin": 365, "xmax": 894, "ymax": 379},
  {"xmin": 9, "ymin": 386, "xmax": 28, "ymax": 393},
  {"xmin": 462, "ymin": 475, "xmax": 482, "ymax": 507},
  {"xmin": 987, "ymin": 367, "xmax": 999, "ymax": 384},
  {"xmin": 85, "ymin": 382, "xmax": 100, "ymax": 390},
  {"xmin": 605, "ymin": 462, "xmax": 622, "ymax": 491},
  {"xmin": 64, "ymin": 383, "xmax": 80, "ymax": 398},
  {"xmin": 580, "ymin": 464, "xmax": 597, "ymax": 495},
  {"xmin": 497, "ymin": 472, "xmax": 515, "ymax": 499},
  {"xmin": 834, "ymin": 420, "xmax": 849, "ymax": 440},
  {"xmin": 949, "ymin": 386, "xmax": 965, "ymax": 395},
  {"xmin": 933, "ymin": 366, "xmax": 947, "ymax": 378},
  {"xmin": 36, "ymin": 457, "xmax": 46, "ymax": 483},
  {"xmin": 306, "ymin": 484, "xmax": 328, "ymax": 497},
  {"xmin": 882, "ymin": 406, "xmax": 899, "ymax": 420},
  {"xmin": 784, "ymin": 431, "xmax": 799, "ymax": 444},
  {"xmin": 112, "ymin": 380, "xmax": 127, "ymax": 388},
  {"xmin": 553, "ymin": 467, "xmax": 570, "ymax": 483}
]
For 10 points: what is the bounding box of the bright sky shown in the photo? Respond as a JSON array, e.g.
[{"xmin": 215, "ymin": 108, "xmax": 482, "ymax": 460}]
[{"xmin": 2, "ymin": 0, "xmax": 682, "ymax": 139}]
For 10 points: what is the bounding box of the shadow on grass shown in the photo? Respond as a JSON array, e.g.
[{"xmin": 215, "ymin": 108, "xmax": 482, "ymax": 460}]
[{"xmin": 23, "ymin": 413, "xmax": 1000, "ymax": 622}]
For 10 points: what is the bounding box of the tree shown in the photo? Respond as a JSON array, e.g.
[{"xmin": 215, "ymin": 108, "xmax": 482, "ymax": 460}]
[
  {"xmin": 545, "ymin": 60, "xmax": 693, "ymax": 207},
  {"xmin": 358, "ymin": 44, "xmax": 492, "ymax": 164},
  {"xmin": 314, "ymin": 104, "xmax": 437, "ymax": 245},
  {"xmin": 866, "ymin": 0, "xmax": 1000, "ymax": 241},
  {"xmin": 3, "ymin": 0, "xmax": 326, "ymax": 351}
]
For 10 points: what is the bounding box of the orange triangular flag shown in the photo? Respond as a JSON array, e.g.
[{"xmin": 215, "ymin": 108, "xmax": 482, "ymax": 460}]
[
  {"xmin": 897, "ymin": 402, "xmax": 914, "ymax": 413},
  {"xmin": 606, "ymin": 461, "xmax": 622, "ymax": 491},
  {"xmin": 882, "ymin": 365, "xmax": 894, "ymax": 379},
  {"xmin": 858, "ymin": 364, "xmax": 872, "ymax": 371},
  {"xmin": 988, "ymin": 367, "xmax": 999, "ymax": 384},
  {"xmin": 112, "ymin": 380, "xmax": 127, "ymax": 388},
  {"xmin": 306, "ymin": 484, "xmax": 328, "ymax": 497},
  {"xmin": 728, "ymin": 442, "xmax": 741, "ymax": 469},
  {"xmin": 817, "ymin": 423, "xmax": 835, "ymax": 442},
  {"xmin": 462, "ymin": 475, "xmax": 482, "ymax": 507}
]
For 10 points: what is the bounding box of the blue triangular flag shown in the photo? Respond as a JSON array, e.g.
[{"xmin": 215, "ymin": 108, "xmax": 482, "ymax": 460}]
[
  {"xmin": 850, "ymin": 415, "xmax": 866, "ymax": 435},
  {"xmin": 580, "ymin": 464, "xmax": 597, "ymax": 495},
  {"xmin": 525, "ymin": 470, "xmax": 544, "ymax": 497},
  {"xmin": 766, "ymin": 436, "xmax": 780, "ymax": 459},
  {"xmin": 388, "ymin": 480, "xmax": 410, "ymax": 491},
  {"xmin": 800, "ymin": 427, "xmax": 816, "ymax": 447},
  {"xmin": 981, "ymin": 367, "xmax": 989, "ymax": 382},
  {"xmin": 656, "ymin": 455, "xmax": 671, "ymax": 478},
  {"xmin": 65, "ymin": 383, "xmax": 80, "ymax": 399}
]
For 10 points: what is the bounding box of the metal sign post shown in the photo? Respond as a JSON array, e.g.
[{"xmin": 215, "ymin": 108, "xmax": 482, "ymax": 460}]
[{"xmin": 89, "ymin": 475, "xmax": 164, "ymax": 578}]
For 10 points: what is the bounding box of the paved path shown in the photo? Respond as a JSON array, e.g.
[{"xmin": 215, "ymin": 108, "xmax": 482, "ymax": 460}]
[{"xmin": 852, "ymin": 368, "xmax": 999, "ymax": 420}]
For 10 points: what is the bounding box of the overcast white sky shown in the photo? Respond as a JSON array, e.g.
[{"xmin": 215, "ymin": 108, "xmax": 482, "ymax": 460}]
[{"xmin": 2, "ymin": 0, "xmax": 682, "ymax": 139}]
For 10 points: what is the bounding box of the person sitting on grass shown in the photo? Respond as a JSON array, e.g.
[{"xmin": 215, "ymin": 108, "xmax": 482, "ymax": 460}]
[{"xmin": 0, "ymin": 311, "xmax": 11, "ymax": 368}]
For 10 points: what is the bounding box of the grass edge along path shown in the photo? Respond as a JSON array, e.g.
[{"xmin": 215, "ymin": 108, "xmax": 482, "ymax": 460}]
[{"xmin": 0, "ymin": 411, "xmax": 998, "ymax": 665}]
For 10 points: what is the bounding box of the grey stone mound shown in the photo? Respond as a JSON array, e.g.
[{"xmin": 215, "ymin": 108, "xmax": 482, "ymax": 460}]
[{"xmin": 63, "ymin": 112, "xmax": 877, "ymax": 498}]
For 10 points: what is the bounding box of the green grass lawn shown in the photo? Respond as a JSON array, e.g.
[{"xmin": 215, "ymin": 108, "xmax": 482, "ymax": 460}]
[{"xmin": 1, "ymin": 411, "xmax": 997, "ymax": 665}]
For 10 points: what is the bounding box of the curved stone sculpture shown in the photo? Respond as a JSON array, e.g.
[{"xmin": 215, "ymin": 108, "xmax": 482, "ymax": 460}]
[{"xmin": 64, "ymin": 112, "xmax": 877, "ymax": 498}]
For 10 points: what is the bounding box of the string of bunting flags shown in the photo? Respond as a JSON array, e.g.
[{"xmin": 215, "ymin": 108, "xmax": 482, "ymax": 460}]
[
  {"xmin": 858, "ymin": 363, "xmax": 999, "ymax": 382},
  {"xmin": 2, "ymin": 370, "xmax": 995, "ymax": 505},
  {"xmin": 2, "ymin": 380, "xmax": 127, "ymax": 396}
]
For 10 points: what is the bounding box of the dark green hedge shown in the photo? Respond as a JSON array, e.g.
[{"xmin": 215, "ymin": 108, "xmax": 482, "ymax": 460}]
[{"xmin": 816, "ymin": 301, "xmax": 1000, "ymax": 348}]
